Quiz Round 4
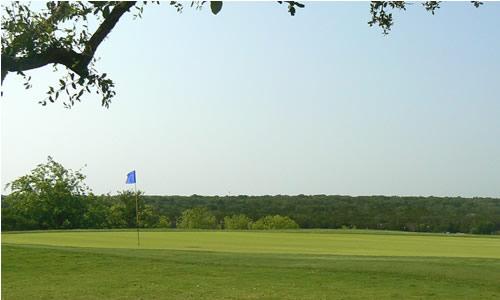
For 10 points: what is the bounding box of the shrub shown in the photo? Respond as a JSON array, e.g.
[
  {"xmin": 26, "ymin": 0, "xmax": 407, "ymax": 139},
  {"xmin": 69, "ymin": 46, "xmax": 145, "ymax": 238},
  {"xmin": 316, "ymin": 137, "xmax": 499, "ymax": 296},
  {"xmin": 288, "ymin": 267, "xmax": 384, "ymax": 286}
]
[
  {"xmin": 177, "ymin": 207, "xmax": 217, "ymax": 229},
  {"xmin": 157, "ymin": 216, "xmax": 171, "ymax": 228},
  {"xmin": 224, "ymin": 214, "xmax": 252, "ymax": 229},
  {"xmin": 252, "ymin": 215, "xmax": 299, "ymax": 230},
  {"xmin": 108, "ymin": 204, "xmax": 127, "ymax": 228}
]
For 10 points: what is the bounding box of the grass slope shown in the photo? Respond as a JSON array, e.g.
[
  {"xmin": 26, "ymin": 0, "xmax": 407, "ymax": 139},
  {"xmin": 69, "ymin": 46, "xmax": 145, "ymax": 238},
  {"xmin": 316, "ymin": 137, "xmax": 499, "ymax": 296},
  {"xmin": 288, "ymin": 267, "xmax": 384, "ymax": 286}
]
[{"xmin": 2, "ymin": 231, "xmax": 500, "ymax": 299}]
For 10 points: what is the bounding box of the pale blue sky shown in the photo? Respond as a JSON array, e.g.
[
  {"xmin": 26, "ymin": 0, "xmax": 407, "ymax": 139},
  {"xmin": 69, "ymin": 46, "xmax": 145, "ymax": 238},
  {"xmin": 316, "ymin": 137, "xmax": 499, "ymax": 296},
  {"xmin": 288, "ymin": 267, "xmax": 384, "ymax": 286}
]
[{"xmin": 2, "ymin": 2, "xmax": 499, "ymax": 197}]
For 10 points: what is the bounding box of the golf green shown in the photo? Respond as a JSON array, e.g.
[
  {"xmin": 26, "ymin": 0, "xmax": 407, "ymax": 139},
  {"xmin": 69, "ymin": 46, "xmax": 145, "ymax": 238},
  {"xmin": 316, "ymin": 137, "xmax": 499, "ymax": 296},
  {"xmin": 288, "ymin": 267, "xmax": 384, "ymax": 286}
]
[{"xmin": 3, "ymin": 230, "xmax": 500, "ymax": 258}]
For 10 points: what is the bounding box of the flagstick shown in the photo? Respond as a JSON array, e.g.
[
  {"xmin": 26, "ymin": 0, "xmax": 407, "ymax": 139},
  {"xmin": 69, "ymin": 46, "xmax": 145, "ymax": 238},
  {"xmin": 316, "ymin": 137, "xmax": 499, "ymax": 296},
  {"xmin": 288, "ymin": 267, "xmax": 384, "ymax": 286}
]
[{"xmin": 134, "ymin": 182, "xmax": 140, "ymax": 247}]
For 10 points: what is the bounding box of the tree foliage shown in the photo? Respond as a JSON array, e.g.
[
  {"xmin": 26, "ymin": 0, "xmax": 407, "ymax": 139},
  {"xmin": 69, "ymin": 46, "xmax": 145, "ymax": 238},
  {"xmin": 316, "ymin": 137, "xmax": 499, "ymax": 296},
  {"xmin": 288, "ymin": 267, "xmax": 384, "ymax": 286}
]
[
  {"xmin": 252, "ymin": 215, "xmax": 299, "ymax": 230},
  {"xmin": 368, "ymin": 1, "xmax": 482, "ymax": 34},
  {"xmin": 224, "ymin": 214, "xmax": 252, "ymax": 230},
  {"xmin": 3, "ymin": 156, "xmax": 89, "ymax": 229},
  {"xmin": 1, "ymin": 1, "xmax": 135, "ymax": 107},
  {"xmin": 0, "ymin": 1, "xmax": 302, "ymax": 107},
  {"xmin": 3, "ymin": 192, "xmax": 499, "ymax": 234},
  {"xmin": 1, "ymin": 1, "xmax": 483, "ymax": 107},
  {"xmin": 177, "ymin": 207, "xmax": 217, "ymax": 229},
  {"xmin": 0, "ymin": 157, "xmax": 162, "ymax": 230},
  {"xmin": 144, "ymin": 194, "xmax": 500, "ymax": 234},
  {"xmin": 2, "ymin": 159, "xmax": 499, "ymax": 234}
]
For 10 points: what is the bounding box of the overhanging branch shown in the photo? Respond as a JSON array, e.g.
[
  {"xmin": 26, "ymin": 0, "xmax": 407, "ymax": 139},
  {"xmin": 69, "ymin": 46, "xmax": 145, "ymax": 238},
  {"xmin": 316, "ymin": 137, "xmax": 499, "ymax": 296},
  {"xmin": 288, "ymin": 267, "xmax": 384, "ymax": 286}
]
[
  {"xmin": 84, "ymin": 1, "xmax": 136, "ymax": 58},
  {"xmin": 2, "ymin": 49, "xmax": 87, "ymax": 75},
  {"xmin": 1, "ymin": 1, "xmax": 136, "ymax": 83}
]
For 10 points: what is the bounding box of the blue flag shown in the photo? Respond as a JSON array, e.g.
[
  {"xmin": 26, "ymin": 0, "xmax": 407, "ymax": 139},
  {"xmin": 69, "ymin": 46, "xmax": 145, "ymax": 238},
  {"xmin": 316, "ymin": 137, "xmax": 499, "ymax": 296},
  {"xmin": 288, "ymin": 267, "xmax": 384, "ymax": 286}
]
[{"xmin": 126, "ymin": 170, "xmax": 136, "ymax": 184}]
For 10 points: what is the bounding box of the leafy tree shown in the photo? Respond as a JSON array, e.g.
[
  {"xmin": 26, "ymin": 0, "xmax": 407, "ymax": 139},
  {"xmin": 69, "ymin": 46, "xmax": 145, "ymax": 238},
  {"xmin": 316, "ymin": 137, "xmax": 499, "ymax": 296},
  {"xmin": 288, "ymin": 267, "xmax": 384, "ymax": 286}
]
[
  {"xmin": 1, "ymin": 203, "xmax": 38, "ymax": 231},
  {"xmin": 177, "ymin": 207, "xmax": 217, "ymax": 229},
  {"xmin": 1, "ymin": 1, "xmax": 482, "ymax": 107},
  {"xmin": 139, "ymin": 203, "xmax": 163, "ymax": 228},
  {"xmin": 82, "ymin": 193, "xmax": 111, "ymax": 228},
  {"xmin": 224, "ymin": 214, "xmax": 252, "ymax": 230},
  {"xmin": 157, "ymin": 215, "xmax": 171, "ymax": 228},
  {"xmin": 471, "ymin": 221, "xmax": 496, "ymax": 234},
  {"xmin": 107, "ymin": 203, "xmax": 128, "ymax": 228},
  {"xmin": 252, "ymin": 215, "xmax": 299, "ymax": 230},
  {"xmin": 116, "ymin": 189, "xmax": 145, "ymax": 227},
  {"xmin": 4, "ymin": 156, "xmax": 89, "ymax": 229}
]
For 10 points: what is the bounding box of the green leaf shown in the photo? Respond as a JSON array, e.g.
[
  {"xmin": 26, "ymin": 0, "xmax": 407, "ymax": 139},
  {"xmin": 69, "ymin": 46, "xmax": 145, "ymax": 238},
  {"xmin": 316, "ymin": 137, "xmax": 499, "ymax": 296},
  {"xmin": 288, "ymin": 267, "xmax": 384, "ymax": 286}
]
[
  {"xmin": 210, "ymin": 1, "xmax": 223, "ymax": 15},
  {"xmin": 103, "ymin": 6, "xmax": 110, "ymax": 18}
]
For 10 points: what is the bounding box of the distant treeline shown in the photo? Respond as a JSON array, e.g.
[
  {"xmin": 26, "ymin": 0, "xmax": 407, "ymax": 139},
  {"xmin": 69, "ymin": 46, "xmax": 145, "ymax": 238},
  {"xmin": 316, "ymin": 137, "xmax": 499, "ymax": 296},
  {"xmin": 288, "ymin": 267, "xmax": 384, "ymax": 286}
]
[
  {"xmin": 2, "ymin": 193, "xmax": 499, "ymax": 234},
  {"xmin": 4, "ymin": 158, "xmax": 498, "ymax": 234},
  {"xmin": 145, "ymin": 195, "xmax": 500, "ymax": 234}
]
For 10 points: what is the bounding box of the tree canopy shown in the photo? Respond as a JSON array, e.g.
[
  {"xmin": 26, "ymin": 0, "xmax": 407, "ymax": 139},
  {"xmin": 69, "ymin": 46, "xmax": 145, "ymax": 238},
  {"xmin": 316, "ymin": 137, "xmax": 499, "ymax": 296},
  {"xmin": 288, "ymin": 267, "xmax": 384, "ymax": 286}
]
[
  {"xmin": 177, "ymin": 207, "xmax": 217, "ymax": 229},
  {"xmin": 4, "ymin": 156, "xmax": 90, "ymax": 229},
  {"xmin": 1, "ymin": 1, "xmax": 483, "ymax": 108}
]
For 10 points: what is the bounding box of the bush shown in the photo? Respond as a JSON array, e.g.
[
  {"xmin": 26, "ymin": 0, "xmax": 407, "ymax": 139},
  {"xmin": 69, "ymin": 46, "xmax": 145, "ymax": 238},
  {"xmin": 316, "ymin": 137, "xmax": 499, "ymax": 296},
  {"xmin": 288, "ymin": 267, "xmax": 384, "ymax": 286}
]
[
  {"xmin": 177, "ymin": 207, "xmax": 217, "ymax": 229},
  {"xmin": 252, "ymin": 215, "xmax": 299, "ymax": 230},
  {"xmin": 157, "ymin": 216, "xmax": 171, "ymax": 228},
  {"xmin": 224, "ymin": 214, "xmax": 252, "ymax": 229},
  {"xmin": 108, "ymin": 204, "xmax": 127, "ymax": 228},
  {"xmin": 140, "ymin": 204, "xmax": 161, "ymax": 228}
]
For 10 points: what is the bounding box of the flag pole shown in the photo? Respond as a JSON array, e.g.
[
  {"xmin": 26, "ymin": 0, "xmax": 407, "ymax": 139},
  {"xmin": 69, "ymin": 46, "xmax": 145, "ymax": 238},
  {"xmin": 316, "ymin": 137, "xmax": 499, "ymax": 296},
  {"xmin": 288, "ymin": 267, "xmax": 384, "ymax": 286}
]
[{"xmin": 134, "ymin": 181, "xmax": 140, "ymax": 247}]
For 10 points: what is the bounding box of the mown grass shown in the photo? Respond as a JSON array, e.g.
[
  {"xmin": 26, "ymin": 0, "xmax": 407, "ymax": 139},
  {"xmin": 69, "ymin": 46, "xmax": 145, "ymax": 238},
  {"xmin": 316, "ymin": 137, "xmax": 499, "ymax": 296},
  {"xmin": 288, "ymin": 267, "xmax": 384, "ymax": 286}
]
[
  {"xmin": 2, "ymin": 230, "xmax": 500, "ymax": 299},
  {"xmin": 3, "ymin": 230, "xmax": 500, "ymax": 258}
]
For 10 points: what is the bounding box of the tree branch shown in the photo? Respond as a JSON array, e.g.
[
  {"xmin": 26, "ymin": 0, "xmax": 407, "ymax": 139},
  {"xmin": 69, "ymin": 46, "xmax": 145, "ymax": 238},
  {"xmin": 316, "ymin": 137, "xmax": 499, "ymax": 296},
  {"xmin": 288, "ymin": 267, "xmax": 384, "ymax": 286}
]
[
  {"xmin": 1, "ymin": 1, "xmax": 136, "ymax": 84},
  {"xmin": 84, "ymin": 1, "xmax": 136, "ymax": 58},
  {"xmin": 2, "ymin": 48, "xmax": 88, "ymax": 82}
]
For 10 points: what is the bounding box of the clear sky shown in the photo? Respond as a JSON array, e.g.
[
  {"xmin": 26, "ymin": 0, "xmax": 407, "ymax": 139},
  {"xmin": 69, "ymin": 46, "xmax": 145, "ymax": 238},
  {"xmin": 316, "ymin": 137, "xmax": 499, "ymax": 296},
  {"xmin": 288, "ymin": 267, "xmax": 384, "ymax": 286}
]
[{"xmin": 2, "ymin": 2, "xmax": 499, "ymax": 197}]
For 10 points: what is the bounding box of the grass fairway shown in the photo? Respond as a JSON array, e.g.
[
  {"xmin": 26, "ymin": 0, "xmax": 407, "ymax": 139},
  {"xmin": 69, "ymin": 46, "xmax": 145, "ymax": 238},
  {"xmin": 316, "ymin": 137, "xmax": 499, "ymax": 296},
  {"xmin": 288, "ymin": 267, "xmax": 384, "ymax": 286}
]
[{"xmin": 2, "ymin": 231, "xmax": 500, "ymax": 299}]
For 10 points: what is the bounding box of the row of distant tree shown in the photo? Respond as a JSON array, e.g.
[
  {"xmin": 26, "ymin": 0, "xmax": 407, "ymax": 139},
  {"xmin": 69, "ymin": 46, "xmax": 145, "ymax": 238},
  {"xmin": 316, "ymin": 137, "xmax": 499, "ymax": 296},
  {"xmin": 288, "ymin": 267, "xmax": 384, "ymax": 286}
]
[
  {"xmin": 1, "ymin": 157, "xmax": 499, "ymax": 234},
  {"xmin": 143, "ymin": 194, "xmax": 500, "ymax": 234},
  {"xmin": 1, "ymin": 188, "xmax": 299, "ymax": 231}
]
